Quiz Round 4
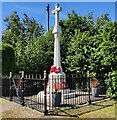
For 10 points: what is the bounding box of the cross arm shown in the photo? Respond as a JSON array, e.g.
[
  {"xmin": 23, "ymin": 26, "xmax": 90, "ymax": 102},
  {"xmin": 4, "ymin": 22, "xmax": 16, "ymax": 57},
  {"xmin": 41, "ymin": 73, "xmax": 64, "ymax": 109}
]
[{"xmin": 52, "ymin": 7, "xmax": 62, "ymax": 14}]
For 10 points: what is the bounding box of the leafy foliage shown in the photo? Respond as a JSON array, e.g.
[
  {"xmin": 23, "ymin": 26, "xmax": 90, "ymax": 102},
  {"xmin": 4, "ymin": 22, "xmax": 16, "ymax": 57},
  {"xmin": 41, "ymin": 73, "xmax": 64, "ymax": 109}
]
[
  {"xmin": 59, "ymin": 11, "xmax": 95, "ymax": 71},
  {"xmin": 60, "ymin": 11, "xmax": 117, "ymax": 76},
  {"xmin": 66, "ymin": 30, "xmax": 90, "ymax": 74},
  {"xmin": 105, "ymin": 71, "xmax": 117, "ymax": 98},
  {"xmin": 23, "ymin": 29, "xmax": 54, "ymax": 73},
  {"xmin": 0, "ymin": 44, "xmax": 16, "ymax": 75}
]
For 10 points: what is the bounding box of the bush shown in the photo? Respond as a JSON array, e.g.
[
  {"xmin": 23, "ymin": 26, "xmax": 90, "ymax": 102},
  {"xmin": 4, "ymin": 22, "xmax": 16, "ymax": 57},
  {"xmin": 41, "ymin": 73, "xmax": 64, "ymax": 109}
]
[
  {"xmin": 0, "ymin": 44, "xmax": 16, "ymax": 75},
  {"xmin": 105, "ymin": 71, "xmax": 117, "ymax": 99}
]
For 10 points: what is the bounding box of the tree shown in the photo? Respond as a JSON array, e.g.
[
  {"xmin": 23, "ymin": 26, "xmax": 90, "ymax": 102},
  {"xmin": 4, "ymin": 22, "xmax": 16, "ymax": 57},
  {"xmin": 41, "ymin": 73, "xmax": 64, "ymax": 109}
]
[
  {"xmin": 90, "ymin": 21, "xmax": 117, "ymax": 76},
  {"xmin": 2, "ymin": 12, "xmax": 45, "ymax": 72},
  {"xmin": 2, "ymin": 12, "xmax": 24, "ymax": 47},
  {"xmin": 22, "ymin": 13, "xmax": 44, "ymax": 44},
  {"xmin": 66, "ymin": 30, "xmax": 91, "ymax": 75},
  {"xmin": 22, "ymin": 29, "xmax": 54, "ymax": 73},
  {"xmin": 59, "ymin": 11, "xmax": 96, "ymax": 72},
  {"xmin": 60, "ymin": 11, "xmax": 116, "ymax": 77}
]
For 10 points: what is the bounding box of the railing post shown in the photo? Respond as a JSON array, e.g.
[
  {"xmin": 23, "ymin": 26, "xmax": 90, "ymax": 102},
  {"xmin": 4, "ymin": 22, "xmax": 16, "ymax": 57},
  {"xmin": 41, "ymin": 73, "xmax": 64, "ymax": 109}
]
[
  {"xmin": 9, "ymin": 72, "xmax": 13, "ymax": 101},
  {"xmin": 87, "ymin": 71, "xmax": 91, "ymax": 105},
  {"xmin": 44, "ymin": 70, "xmax": 48, "ymax": 115},
  {"xmin": 21, "ymin": 71, "xmax": 25, "ymax": 106}
]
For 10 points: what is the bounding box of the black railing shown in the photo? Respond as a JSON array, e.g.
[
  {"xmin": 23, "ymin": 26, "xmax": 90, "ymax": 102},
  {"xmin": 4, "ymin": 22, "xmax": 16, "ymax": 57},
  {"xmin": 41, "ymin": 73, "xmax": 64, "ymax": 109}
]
[
  {"xmin": 2, "ymin": 71, "xmax": 107, "ymax": 115},
  {"xmin": 2, "ymin": 72, "xmax": 47, "ymax": 113}
]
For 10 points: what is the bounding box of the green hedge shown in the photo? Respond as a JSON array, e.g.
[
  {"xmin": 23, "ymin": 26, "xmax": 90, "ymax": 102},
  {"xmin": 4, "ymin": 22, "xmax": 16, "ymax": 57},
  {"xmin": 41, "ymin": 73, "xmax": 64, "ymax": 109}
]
[{"xmin": 0, "ymin": 44, "xmax": 16, "ymax": 75}]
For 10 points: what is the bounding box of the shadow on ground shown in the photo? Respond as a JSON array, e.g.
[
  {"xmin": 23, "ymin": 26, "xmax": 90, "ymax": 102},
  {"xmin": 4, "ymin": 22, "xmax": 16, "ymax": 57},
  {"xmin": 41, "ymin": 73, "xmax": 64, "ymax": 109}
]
[{"xmin": 49, "ymin": 99, "xmax": 116, "ymax": 118}]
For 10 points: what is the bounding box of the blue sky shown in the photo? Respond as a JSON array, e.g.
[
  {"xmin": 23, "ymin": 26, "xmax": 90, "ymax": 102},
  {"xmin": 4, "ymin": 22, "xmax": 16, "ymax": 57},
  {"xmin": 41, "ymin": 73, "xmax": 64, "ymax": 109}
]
[{"xmin": 1, "ymin": 2, "xmax": 116, "ymax": 34}]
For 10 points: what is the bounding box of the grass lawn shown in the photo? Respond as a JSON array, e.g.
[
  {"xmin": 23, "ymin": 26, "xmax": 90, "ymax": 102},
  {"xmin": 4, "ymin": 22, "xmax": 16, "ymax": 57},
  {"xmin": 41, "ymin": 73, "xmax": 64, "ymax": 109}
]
[
  {"xmin": 80, "ymin": 104, "xmax": 116, "ymax": 118},
  {"xmin": 52, "ymin": 99, "xmax": 116, "ymax": 118}
]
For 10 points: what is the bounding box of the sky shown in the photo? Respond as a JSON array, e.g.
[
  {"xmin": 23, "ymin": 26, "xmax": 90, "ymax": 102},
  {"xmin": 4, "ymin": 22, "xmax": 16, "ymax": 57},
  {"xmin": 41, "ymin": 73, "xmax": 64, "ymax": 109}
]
[{"xmin": 0, "ymin": 1, "xmax": 116, "ymax": 42}]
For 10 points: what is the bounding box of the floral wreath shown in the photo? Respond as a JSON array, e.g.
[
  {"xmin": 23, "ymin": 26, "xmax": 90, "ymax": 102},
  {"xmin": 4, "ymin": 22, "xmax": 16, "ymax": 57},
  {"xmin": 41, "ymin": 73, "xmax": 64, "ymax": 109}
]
[{"xmin": 50, "ymin": 65, "xmax": 61, "ymax": 73}]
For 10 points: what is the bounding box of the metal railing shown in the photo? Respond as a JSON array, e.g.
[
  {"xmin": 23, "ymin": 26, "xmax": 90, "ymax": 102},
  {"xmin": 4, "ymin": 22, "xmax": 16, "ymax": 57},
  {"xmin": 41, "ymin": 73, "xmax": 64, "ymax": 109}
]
[
  {"xmin": 2, "ymin": 71, "xmax": 48, "ymax": 115},
  {"xmin": 2, "ymin": 71, "xmax": 107, "ymax": 115}
]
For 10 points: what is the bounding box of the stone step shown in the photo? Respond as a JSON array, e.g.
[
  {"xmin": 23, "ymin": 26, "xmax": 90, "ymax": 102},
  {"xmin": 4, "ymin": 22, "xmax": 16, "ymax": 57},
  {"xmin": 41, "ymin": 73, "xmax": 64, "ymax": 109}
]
[
  {"xmin": 62, "ymin": 90, "xmax": 76, "ymax": 99},
  {"xmin": 58, "ymin": 89, "xmax": 70, "ymax": 94}
]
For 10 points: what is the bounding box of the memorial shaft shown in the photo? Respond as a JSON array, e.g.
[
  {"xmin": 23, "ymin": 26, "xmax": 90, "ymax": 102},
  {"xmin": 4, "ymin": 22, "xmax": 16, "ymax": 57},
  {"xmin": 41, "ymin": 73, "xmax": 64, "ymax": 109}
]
[{"xmin": 52, "ymin": 4, "xmax": 62, "ymax": 69}]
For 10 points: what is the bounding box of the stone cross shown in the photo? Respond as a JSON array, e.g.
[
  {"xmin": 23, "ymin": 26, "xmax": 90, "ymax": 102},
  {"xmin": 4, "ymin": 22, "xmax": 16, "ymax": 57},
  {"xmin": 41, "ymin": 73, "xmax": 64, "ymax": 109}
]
[
  {"xmin": 52, "ymin": 4, "xmax": 62, "ymax": 70},
  {"xmin": 52, "ymin": 4, "xmax": 62, "ymax": 27}
]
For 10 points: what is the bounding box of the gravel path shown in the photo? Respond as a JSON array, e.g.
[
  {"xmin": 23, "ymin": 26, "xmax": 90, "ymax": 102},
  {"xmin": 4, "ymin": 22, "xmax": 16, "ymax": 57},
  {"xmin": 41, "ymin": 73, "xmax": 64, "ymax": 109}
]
[{"xmin": 1, "ymin": 98, "xmax": 44, "ymax": 118}]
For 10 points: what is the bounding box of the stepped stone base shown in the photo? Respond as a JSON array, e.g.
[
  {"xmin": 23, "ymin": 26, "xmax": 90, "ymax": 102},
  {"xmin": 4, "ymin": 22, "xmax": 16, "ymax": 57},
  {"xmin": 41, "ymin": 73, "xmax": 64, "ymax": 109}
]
[
  {"xmin": 37, "ymin": 72, "xmax": 76, "ymax": 109},
  {"xmin": 37, "ymin": 89, "xmax": 76, "ymax": 107}
]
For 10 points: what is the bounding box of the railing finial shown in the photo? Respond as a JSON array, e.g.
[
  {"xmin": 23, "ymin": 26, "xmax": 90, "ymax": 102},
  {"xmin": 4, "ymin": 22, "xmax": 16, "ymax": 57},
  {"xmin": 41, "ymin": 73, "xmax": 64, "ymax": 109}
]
[
  {"xmin": 44, "ymin": 70, "xmax": 46, "ymax": 79},
  {"xmin": 22, "ymin": 71, "xmax": 24, "ymax": 78},
  {"xmin": 10, "ymin": 72, "xmax": 12, "ymax": 78}
]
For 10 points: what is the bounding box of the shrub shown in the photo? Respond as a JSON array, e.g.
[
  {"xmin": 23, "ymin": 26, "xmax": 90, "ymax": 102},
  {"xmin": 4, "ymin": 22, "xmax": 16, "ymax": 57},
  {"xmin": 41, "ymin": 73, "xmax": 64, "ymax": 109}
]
[
  {"xmin": 0, "ymin": 44, "xmax": 16, "ymax": 75},
  {"xmin": 105, "ymin": 71, "xmax": 117, "ymax": 99}
]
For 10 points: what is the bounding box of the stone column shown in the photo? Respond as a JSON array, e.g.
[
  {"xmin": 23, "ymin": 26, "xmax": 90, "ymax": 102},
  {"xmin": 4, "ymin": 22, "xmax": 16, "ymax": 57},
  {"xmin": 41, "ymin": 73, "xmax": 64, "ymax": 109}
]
[{"xmin": 52, "ymin": 4, "xmax": 62, "ymax": 69}]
